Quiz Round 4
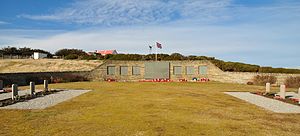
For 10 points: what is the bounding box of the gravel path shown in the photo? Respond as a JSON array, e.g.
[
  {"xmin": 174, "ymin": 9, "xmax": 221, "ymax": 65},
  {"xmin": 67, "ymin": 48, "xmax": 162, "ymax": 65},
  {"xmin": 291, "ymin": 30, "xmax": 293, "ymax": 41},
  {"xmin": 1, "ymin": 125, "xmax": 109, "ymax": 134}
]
[
  {"xmin": 0, "ymin": 90, "xmax": 43, "ymax": 100},
  {"xmin": 279, "ymin": 92, "xmax": 299, "ymax": 99},
  {"xmin": 224, "ymin": 92, "xmax": 300, "ymax": 113},
  {"xmin": 0, "ymin": 90, "xmax": 91, "ymax": 110}
]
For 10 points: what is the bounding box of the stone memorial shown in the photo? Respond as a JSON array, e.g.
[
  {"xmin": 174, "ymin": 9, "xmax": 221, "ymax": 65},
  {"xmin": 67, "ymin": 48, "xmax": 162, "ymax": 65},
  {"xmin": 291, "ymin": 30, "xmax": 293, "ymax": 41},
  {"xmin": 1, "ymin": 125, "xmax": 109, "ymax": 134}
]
[
  {"xmin": 280, "ymin": 85, "xmax": 286, "ymax": 99},
  {"xmin": 12, "ymin": 84, "xmax": 18, "ymax": 100},
  {"xmin": 30, "ymin": 82, "xmax": 35, "ymax": 95},
  {"xmin": 266, "ymin": 83, "xmax": 271, "ymax": 93},
  {"xmin": 44, "ymin": 80, "xmax": 48, "ymax": 91}
]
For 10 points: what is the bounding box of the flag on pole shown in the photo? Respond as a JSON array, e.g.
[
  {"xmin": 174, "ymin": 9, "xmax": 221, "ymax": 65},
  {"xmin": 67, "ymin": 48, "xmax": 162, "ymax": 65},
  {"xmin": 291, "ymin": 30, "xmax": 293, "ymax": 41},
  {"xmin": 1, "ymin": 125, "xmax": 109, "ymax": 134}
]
[{"xmin": 156, "ymin": 42, "xmax": 162, "ymax": 49}]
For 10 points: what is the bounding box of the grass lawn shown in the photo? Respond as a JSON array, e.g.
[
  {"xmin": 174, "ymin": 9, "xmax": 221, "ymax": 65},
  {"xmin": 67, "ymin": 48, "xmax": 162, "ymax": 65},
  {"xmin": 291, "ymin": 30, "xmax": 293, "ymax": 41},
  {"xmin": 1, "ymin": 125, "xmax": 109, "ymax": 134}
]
[{"xmin": 1, "ymin": 82, "xmax": 299, "ymax": 136}]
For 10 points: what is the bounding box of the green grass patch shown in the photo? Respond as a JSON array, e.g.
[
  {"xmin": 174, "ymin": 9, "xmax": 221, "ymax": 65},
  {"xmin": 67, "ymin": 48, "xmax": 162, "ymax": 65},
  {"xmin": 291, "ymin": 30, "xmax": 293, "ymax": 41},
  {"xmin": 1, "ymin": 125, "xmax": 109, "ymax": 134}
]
[{"xmin": 1, "ymin": 82, "xmax": 300, "ymax": 135}]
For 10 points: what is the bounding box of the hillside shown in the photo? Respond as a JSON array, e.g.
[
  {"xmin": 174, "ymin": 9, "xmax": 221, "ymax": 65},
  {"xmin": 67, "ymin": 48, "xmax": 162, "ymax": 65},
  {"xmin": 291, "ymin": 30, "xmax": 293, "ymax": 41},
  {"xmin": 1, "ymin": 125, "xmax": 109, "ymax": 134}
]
[{"xmin": 0, "ymin": 59, "xmax": 103, "ymax": 73}]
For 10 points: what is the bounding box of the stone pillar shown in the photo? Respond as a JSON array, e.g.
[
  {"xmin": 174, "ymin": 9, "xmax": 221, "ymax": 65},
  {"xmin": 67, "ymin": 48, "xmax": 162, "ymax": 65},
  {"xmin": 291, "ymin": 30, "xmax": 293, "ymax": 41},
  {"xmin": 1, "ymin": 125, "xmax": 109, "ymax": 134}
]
[
  {"xmin": 266, "ymin": 83, "xmax": 271, "ymax": 93},
  {"xmin": 280, "ymin": 85, "xmax": 286, "ymax": 99},
  {"xmin": 30, "ymin": 82, "xmax": 35, "ymax": 95},
  {"xmin": 12, "ymin": 84, "xmax": 18, "ymax": 100},
  {"xmin": 0, "ymin": 80, "xmax": 3, "ymax": 90},
  {"xmin": 44, "ymin": 80, "xmax": 48, "ymax": 91}
]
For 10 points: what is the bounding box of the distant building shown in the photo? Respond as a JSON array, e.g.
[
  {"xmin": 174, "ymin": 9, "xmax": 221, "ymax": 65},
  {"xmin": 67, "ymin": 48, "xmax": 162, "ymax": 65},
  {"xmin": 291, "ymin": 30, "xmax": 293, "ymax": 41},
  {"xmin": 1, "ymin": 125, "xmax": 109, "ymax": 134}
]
[
  {"xmin": 33, "ymin": 52, "xmax": 47, "ymax": 59},
  {"xmin": 95, "ymin": 50, "xmax": 118, "ymax": 56}
]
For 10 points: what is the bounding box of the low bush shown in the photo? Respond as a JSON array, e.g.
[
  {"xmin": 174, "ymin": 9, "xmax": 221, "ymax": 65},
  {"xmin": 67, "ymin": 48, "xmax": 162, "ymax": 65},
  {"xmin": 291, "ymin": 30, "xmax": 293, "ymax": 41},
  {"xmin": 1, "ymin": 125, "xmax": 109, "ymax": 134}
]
[
  {"xmin": 80, "ymin": 55, "xmax": 97, "ymax": 60},
  {"xmin": 51, "ymin": 74, "xmax": 89, "ymax": 83},
  {"xmin": 64, "ymin": 54, "xmax": 78, "ymax": 60},
  {"xmin": 253, "ymin": 75, "xmax": 277, "ymax": 86},
  {"xmin": 285, "ymin": 77, "xmax": 300, "ymax": 88},
  {"xmin": 247, "ymin": 82, "xmax": 254, "ymax": 85}
]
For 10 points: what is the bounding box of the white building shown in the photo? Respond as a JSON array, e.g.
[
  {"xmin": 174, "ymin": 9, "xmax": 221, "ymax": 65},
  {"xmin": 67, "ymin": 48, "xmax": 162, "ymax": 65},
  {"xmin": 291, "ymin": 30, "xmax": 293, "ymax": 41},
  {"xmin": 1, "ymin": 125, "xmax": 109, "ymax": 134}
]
[{"xmin": 33, "ymin": 52, "xmax": 47, "ymax": 59}]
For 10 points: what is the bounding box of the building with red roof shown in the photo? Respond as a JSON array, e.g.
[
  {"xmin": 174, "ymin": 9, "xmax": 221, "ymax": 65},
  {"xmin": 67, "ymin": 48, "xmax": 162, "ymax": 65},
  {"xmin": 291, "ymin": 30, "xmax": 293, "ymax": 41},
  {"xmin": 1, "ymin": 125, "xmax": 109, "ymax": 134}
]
[{"xmin": 95, "ymin": 50, "xmax": 118, "ymax": 56}]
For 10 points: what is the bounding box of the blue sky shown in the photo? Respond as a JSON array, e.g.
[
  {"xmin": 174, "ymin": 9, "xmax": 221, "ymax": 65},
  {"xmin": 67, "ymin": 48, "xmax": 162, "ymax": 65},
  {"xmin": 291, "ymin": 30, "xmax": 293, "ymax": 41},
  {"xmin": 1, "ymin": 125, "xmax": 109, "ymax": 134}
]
[{"xmin": 0, "ymin": 0, "xmax": 299, "ymax": 68}]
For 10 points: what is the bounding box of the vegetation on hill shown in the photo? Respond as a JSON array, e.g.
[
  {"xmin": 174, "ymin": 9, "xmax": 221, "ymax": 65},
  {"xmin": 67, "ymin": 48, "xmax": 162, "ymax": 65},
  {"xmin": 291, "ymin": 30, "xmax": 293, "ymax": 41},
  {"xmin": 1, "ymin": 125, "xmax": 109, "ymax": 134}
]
[
  {"xmin": 0, "ymin": 47, "xmax": 52, "ymax": 57},
  {"xmin": 55, "ymin": 49, "xmax": 105, "ymax": 60},
  {"xmin": 0, "ymin": 59, "xmax": 103, "ymax": 73},
  {"xmin": 55, "ymin": 49, "xmax": 87, "ymax": 59}
]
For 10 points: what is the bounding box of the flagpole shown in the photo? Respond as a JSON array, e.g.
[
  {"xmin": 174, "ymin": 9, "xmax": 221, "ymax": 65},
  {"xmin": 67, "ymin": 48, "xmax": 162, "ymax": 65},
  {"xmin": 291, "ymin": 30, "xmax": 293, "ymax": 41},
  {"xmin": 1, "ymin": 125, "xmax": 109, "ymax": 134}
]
[{"xmin": 155, "ymin": 43, "xmax": 157, "ymax": 61}]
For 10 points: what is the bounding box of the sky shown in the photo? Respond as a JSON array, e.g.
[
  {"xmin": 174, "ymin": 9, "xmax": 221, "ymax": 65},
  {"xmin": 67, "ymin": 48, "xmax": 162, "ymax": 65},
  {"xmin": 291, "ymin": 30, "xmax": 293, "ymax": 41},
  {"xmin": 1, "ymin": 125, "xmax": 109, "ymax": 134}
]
[{"xmin": 0, "ymin": 0, "xmax": 299, "ymax": 68}]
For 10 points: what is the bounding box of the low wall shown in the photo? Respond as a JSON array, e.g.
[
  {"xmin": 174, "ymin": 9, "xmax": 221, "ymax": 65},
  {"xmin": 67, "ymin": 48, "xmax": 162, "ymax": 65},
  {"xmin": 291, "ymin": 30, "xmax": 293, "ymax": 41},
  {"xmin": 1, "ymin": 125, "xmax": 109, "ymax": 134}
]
[
  {"xmin": 0, "ymin": 71, "xmax": 90, "ymax": 87},
  {"xmin": 89, "ymin": 60, "xmax": 300, "ymax": 85},
  {"xmin": 212, "ymin": 72, "xmax": 300, "ymax": 85}
]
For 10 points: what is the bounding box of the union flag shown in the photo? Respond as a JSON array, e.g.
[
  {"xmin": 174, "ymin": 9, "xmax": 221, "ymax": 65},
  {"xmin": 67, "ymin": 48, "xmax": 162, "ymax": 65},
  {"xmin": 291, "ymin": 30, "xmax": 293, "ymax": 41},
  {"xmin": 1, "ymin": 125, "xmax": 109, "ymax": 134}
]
[{"xmin": 156, "ymin": 42, "xmax": 162, "ymax": 49}]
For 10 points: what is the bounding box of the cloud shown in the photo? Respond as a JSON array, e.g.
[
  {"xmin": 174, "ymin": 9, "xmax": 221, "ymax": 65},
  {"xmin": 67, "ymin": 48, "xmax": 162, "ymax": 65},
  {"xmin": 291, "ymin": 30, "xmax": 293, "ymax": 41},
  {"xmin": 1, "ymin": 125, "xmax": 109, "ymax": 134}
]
[
  {"xmin": 18, "ymin": 0, "xmax": 300, "ymax": 27},
  {"xmin": 19, "ymin": 0, "xmax": 231, "ymax": 26},
  {"xmin": 3, "ymin": 0, "xmax": 300, "ymax": 67},
  {"xmin": 0, "ymin": 21, "xmax": 8, "ymax": 25},
  {"xmin": 9, "ymin": 26, "xmax": 247, "ymax": 53},
  {"xmin": 1, "ymin": 20, "xmax": 300, "ymax": 67}
]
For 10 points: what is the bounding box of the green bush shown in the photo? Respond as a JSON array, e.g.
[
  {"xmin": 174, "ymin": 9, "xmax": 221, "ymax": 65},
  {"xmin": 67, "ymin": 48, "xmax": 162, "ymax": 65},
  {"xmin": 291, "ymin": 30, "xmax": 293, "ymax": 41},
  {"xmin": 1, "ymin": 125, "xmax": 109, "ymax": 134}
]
[
  {"xmin": 64, "ymin": 54, "xmax": 78, "ymax": 60},
  {"xmin": 285, "ymin": 77, "xmax": 300, "ymax": 88},
  {"xmin": 52, "ymin": 75, "xmax": 89, "ymax": 83},
  {"xmin": 1, "ymin": 46, "xmax": 52, "ymax": 57},
  {"xmin": 253, "ymin": 75, "xmax": 277, "ymax": 86},
  {"xmin": 55, "ymin": 49, "xmax": 86, "ymax": 57},
  {"xmin": 81, "ymin": 55, "xmax": 97, "ymax": 60},
  {"xmin": 259, "ymin": 67, "xmax": 300, "ymax": 74}
]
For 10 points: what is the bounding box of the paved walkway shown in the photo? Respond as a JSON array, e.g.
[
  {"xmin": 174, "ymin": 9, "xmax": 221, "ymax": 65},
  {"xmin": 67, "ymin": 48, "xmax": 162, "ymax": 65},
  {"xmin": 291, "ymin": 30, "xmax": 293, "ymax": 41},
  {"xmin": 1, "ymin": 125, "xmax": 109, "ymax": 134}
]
[
  {"xmin": 224, "ymin": 92, "xmax": 300, "ymax": 113},
  {"xmin": 0, "ymin": 90, "xmax": 91, "ymax": 110}
]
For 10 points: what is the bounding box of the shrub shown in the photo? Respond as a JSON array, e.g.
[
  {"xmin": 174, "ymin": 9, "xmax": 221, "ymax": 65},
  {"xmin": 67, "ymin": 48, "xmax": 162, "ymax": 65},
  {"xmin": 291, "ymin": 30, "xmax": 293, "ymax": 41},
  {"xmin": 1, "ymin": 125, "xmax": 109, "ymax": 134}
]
[
  {"xmin": 81, "ymin": 55, "xmax": 97, "ymax": 60},
  {"xmin": 169, "ymin": 53, "xmax": 185, "ymax": 60},
  {"xmin": 259, "ymin": 67, "xmax": 300, "ymax": 74},
  {"xmin": 64, "ymin": 54, "xmax": 78, "ymax": 60},
  {"xmin": 253, "ymin": 75, "xmax": 277, "ymax": 86},
  {"xmin": 247, "ymin": 82, "xmax": 254, "ymax": 85},
  {"xmin": 1, "ymin": 46, "xmax": 52, "ymax": 57},
  {"xmin": 55, "ymin": 49, "xmax": 86, "ymax": 57},
  {"xmin": 51, "ymin": 74, "xmax": 89, "ymax": 83},
  {"xmin": 285, "ymin": 77, "xmax": 300, "ymax": 88}
]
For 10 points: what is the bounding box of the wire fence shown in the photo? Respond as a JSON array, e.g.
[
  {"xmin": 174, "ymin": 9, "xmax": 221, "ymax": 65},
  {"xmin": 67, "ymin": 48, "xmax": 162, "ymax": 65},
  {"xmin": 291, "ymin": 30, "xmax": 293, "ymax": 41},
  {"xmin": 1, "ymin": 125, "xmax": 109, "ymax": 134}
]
[{"xmin": 0, "ymin": 54, "xmax": 32, "ymax": 59}]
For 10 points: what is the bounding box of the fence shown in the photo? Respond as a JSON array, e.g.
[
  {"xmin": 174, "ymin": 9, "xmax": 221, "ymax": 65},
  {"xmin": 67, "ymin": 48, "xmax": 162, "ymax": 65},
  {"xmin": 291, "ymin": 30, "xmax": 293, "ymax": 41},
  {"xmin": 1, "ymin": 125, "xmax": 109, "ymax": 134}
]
[{"xmin": 0, "ymin": 54, "xmax": 32, "ymax": 59}]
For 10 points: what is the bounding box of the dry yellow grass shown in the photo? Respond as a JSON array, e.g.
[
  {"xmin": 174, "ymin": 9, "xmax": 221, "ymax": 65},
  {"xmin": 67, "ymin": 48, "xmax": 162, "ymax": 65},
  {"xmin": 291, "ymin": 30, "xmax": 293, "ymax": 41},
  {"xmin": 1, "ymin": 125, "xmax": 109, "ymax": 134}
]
[
  {"xmin": 0, "ymin": 59, "xmax": 103, "ymax": 73},
  {"xmin": 1, "ymin": 82, "xmax": 299, "ymax": 136}
]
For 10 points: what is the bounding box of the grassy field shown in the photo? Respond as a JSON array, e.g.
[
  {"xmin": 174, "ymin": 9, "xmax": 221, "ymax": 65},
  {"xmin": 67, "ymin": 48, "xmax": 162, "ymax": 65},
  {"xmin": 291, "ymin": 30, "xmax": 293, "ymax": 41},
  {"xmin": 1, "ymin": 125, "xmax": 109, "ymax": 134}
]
[
  {"xmin": 0, "ymin": 59, "xmax": 103, "ymax": 73},
  {"xmin": 1, "ymin": 82, "xmax": 300, "ymax": 136}
]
